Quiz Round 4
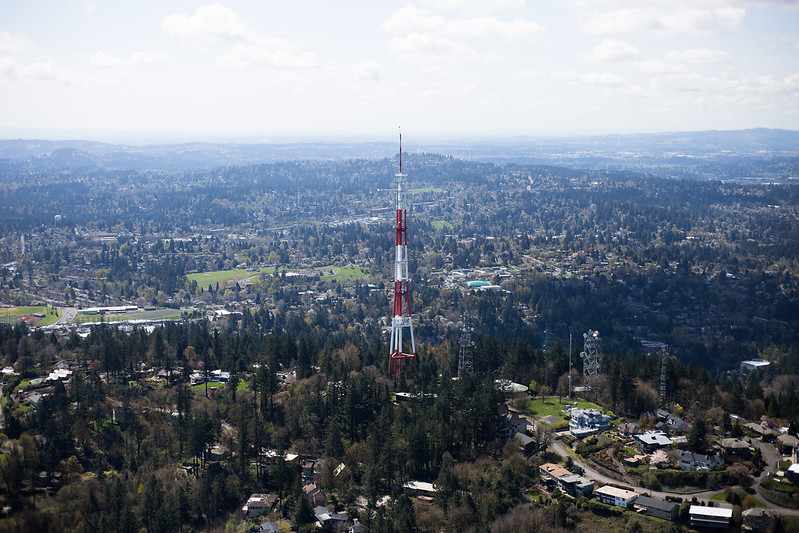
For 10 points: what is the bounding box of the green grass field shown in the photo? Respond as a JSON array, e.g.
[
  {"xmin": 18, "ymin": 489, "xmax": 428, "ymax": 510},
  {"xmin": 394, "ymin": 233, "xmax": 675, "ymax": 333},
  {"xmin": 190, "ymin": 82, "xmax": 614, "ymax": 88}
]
[
  {"xmin": 524, "ymin": 397, "xmax": 606, "ymax": 419},
  {"xmin": 73, "ymin": 308, "xmax": 182, "ymax": 324},
  {"xmin": 431, "ymin": 220, "xmax": 454, "ymax": 230},
  {"xmin": 320, "ymin": 265, "xmax": 369, "ymax": 281},
  {"xmin": 187, "ymin": 264, "xmax": 369, "ymax": 286},
  {"xmin": 186, "ymin": 267, "xmax": 275, "ymax": 287},
  {"xmin": 192, "ymin": 381, "xmax": 225, "ymax": 392},
  {"xmin": 0, "ymin": 305, "xmax": 61, "ymax": 326},
  {"xmin": 409, "ymin": 187, "xmax": 445, "ymax": 194}
]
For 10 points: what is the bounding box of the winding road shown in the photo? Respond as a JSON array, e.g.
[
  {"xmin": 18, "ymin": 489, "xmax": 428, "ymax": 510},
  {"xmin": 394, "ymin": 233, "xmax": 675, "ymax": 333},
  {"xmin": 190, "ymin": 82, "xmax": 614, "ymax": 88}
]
[{"xmin": 548, "ymin": 437, "xmax": 799, "ymax": 516}]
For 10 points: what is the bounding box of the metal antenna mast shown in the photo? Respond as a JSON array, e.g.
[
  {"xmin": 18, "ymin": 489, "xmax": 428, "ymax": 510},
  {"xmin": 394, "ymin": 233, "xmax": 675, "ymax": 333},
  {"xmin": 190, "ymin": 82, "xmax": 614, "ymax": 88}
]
[
  {"xmin": 388, "ymin": 128, "xmax": 417, "ymax": 379},
  {"xmin": 580, "ymin": 330, "xmax": 601, "ymax": 391},
  {"xmin": 458, "ymin": 314, "xmax": 474, "ymax": 378},
  {"xmin": 659, "ymin": 348, "xmax": 668, "ymax": 407},
  {"xmin": 568, "ymin": 333, "xmax": 573, "ymax": 402}
]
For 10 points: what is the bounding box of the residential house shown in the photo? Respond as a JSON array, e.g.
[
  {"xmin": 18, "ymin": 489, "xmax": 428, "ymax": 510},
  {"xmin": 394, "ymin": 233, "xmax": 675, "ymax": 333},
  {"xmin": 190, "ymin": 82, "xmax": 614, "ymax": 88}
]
[
  {"xmin": 304, "ymin": 483, "xmax": 327, "ymax": 508},
  {"xmin": 742, "ymin": 508, "xmax": 775, "ymax": 532},
  {"xmin": 679, "ymin": 450, "xmax": 723, "ymax": 471},
  {"xmin": 743, "ymin": 422, "xmax": 778, "ymax": 439},
  {"xmin": 302, "ymin": 459, "xmax": 318, "ymax": 480},
  {"xmin": 657, "ymin": 413, "xmax": 690, "ymax": 434},
  {"xmin": 689, "ymin": 505, "xmax": 732, "ymax": 529},
  {"xmin": 256, "ymin": 523, "xmax": 279, "ymax": 533},
  {"xmin": 786, "ymin": 463, "xmax": 799, "ymax": 483},
  {"xmin": 777, "ymin": 434, "xmax": 799, "ymax": 456},
  {"xmin": 635, "ymin": 431, "xmax": 672, "ymax": 453},
  {"xmin": 595, "ymin": 486, "xmax": 638, "ymax": 508},
  {"xmin": 514, "ymin": 432, "xmax": 536, "ymax": 454},
  {"xmin": 569, "ymin": 408, "xmax": 611, "ymax": 438},
  {"xmin": 46, "ymin": 368, "xmax": 72, "ymax": 382},
  {"xmin": 349, "ymin": 518, "xmax": 364, "ymax": 533},
  {"xmin": 558, "ymin": 474, "xmax": 594, "ymax": 497},
  {"xmin": 740, "ymin": 359, "xmax": 770, "ymax": 373},
  {"xmin": 241, "ymin": 493, "xmax": 278, "ymax": 518},
  {"xmin": 538, "ymin": 463, "xmax": 593, "ymax": 497},
  {"xmin": 403, "ymin": 481, "xmax": 436, "ymax": 499},
  {"xmin": 313, "ymin": 506, "xmax": 348, "ymax": 528},
  {"xmin": 719, "ymin": 438, "xmax": 752, "ymax": 458},
  {"xmin": 633, "ymin": 495, "xmax": 678, "ymax": 521},
  {"xmin": 207, "ymin": 445, "xmax": 226, "ymax": 462},
  {"xmin": 618, "ymin": 423, "xmax": 642, "ymax": 437},
  {"xmin": 540, "ymin": 463, "xmax": 572, "ymax": 482},
  {"xmin": 26, "ymin": 391, "xmax": 43, "ymax": 408},
  {"xmin": 497, "ymin": 404, "xmax": 533, "ymax": 440},
  {"xmin": 260, "ymin": 449, "xmax": 299, "ymax": 471}
]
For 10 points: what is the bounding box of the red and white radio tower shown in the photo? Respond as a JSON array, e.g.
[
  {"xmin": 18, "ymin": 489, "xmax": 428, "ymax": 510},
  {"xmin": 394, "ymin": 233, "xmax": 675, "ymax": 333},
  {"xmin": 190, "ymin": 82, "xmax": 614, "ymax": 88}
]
[{"xmin": 388, "ymin": 130, "xmax": 417, "ymax": 379}]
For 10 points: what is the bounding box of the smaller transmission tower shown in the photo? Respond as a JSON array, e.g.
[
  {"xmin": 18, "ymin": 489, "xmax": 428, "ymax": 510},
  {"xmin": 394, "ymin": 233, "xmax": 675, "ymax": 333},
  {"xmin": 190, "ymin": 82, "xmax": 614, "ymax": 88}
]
[
  {"xmin": 659, "ymin": 347, "xmax": 669, "ymax": 407},
  {"xmin": 458, "ymin": 316, "xmax": 474, "ymax": 378},
  {"xmin": 580, "ymin": 330, "xmax": 601, "ymax": 390},
  {"xmin": 388, "ymin": 130, "xmax": 417, "ymax": 379}
]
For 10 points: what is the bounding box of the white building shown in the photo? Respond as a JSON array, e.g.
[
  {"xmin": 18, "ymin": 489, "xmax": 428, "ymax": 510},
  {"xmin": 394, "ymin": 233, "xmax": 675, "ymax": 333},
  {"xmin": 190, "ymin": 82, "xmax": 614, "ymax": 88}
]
[
  {"xmin": 569, "ymin": 408, "xmax": 611, "ymax": 438},
  {"xmin": 241, "ymin": 493, "xmax": 277, "ymax": 518},
  {"xmin": 689, "ymin": 505, "xmax": 732, "ymax": 528},
  {"xmin": 740, "ymin": 359, "xmax": 770, "ymax": 373},
  {"xmin": 595, "ymin": 486, "xmax": 638, "ymax": 508}
]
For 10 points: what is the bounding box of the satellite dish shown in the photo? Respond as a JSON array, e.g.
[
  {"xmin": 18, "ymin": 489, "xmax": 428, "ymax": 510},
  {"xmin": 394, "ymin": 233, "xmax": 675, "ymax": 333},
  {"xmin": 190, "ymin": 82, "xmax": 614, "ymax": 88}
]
[
  {"xmin": 583, "ymin": 333, "xmax": 588, "ymax": 339},
  {"xmin": 580, "ymin": 352, "xmax": 585, "ymax": 358}
]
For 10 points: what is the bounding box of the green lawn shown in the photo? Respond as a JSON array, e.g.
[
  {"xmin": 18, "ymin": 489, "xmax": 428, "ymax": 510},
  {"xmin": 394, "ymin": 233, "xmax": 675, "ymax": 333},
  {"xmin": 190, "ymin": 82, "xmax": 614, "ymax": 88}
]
[
  {"xmin": 524, "ymin": 397, "xmax": 606, "ymax": 419},
  {"xmin": 187, "ymin": 264, "xmax": 368, "ymax": 286},
  {"xmin": 409, "ymin": 187, "xmax": 444, "ymax": 194},
  {"xmin": 431, "ymin": 220, "xmax": 454, "ymax": 230},
  {"xmin": 73, "ymin": 308, "xmax": 182, "ymax": 323},
  {"xmin": 186, "ymin": 267, "xmax": 275, "ymax": 287},
  {"xmin": 320, "ymin": 265, "xmax": 369, "ymax": 281},
  {"xmin": 0, "ymin": 305, "xmax": 61, "ymax": 326},
  {"xmin": 712, "ymin": 489, "xmax": 766, "ymax": 508},
  {"xmin": 192, "ymin": 381, "xmax": 225, "ymax": 392}
]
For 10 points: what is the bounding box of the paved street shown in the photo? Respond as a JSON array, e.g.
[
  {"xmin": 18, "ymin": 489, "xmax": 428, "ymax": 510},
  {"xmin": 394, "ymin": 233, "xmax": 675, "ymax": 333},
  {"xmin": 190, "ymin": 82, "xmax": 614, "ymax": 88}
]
[{"xmin": 548, "ymin": 437, "xmax": 799, "ymax": 516}]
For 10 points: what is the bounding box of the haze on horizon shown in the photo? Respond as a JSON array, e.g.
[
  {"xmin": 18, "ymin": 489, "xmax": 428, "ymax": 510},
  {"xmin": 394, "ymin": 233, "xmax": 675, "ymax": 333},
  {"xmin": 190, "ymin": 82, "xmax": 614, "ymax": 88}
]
[{"xmin": 1, "ymin": 1, "xmax": 798, "ymax": 143}]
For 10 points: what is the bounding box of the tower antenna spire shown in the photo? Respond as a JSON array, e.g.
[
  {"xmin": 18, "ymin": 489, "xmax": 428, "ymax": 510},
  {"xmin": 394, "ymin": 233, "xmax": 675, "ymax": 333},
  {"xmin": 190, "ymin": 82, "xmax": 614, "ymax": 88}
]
[
  {"xmin": 388, "ymin": 128, "xmax": 417, "ymax": 379},
  {"xmin": 399, "ymin": 126, "xmax": 402, "ymax": 174}
]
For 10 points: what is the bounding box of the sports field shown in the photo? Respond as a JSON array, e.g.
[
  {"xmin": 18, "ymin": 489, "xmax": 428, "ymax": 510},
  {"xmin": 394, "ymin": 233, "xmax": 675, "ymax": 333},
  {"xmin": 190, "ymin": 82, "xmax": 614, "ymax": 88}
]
[
  {"xmin": 0, "ymin": 306, "xmax": 61, "ymax": 326},
  {"xmin": 187, "ymin": 264, "xmax": 368, "ymax": 286}
]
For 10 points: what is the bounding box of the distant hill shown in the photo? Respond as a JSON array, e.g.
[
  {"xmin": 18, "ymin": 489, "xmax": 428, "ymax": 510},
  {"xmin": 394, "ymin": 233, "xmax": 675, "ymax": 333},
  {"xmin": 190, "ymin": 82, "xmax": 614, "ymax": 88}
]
[{"xmin": 0, "ymin": 129, "xmax": 797, "ymax": 178}]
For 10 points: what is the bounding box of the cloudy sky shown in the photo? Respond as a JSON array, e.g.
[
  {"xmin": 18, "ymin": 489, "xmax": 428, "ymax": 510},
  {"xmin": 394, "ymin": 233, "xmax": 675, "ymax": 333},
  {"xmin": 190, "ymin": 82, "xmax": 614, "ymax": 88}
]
[{"xmin": 1, "ymin": 0, "xmax": 798, "ymax": 141}]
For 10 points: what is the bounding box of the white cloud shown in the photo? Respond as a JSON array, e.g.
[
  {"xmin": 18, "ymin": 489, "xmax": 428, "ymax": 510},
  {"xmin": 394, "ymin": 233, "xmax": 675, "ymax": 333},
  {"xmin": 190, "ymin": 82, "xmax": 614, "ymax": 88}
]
[
  {"xmin": 84, "ymin": 2, "xmax": 98, "ymax": 15},
  {"xmin": 587, "ymin": 39, "xmax": 641, "ymax": 61},
  {"xmin": 552, "ymin": 70, "xmax": 628, "ymax": 87},
  {"xmin": 342, "ymin": 60, "xmax": 384, "ymax": 82},
  {"xmin": 0, "ymin": 32, "xmax": 33, "ymax": 54},
  {"xmin": 0, "ymin": 56, "xmax": 80, "ymax": 85},
  {"xmin": 215, "ymin": 41, "xmax": 318, "ymax": 69},
  {"xmin": 634, "ymin": 48, "xmax": 727, "ymax": 74},
  {"xmin": 384, "ymin": 5, "xmax": 543, "ymax": 42},
  {"xmin": 420, "ymin": 0, "xmax": 526, "ymax": 15},
  {"xmin": 575, "ymin": 5, "xmax": 746, "ymax": 36},
  {"xmin": 388, "ymin": 33, "xmax": 487, "ymax": 66},
  {"xmin": 90, "ymin": 51, "xmax": 169, "ymax": 68},
  {"xmin": 635, "ymin": 58, "xmax": 686, "ymax": 74},
  {"xmin": 664, "ymin": 48, "xmax": 729, "ymax": 63},
  {"xmin": 162, "ymin": 4, "xmax": 318, "ymax": 69},
  {"xmin": 162, "ymin": 4, "xmax": 254, "ymax": 45},
  {"xmin": 383, "ymin": 5, "xmax": 542, "ymax": 66}
]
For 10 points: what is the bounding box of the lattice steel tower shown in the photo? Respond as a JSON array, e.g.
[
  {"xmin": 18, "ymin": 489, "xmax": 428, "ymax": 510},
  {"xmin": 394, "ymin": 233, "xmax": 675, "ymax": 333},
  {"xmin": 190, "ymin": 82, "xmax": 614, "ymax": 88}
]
[
  {"xmin": 388, "ymin": 131, "xmax": 417, "ymax": 379},
  {"xmin": 659, "ymin": 348, "xmax": 669, "ymax": 407},
  {"xmin": 580, "ymin": 330, "xmax": 601, "ymax": 389},
  {"xmin": 458, "ymin": 316, "xmax": 474, "ymax": 378}
]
